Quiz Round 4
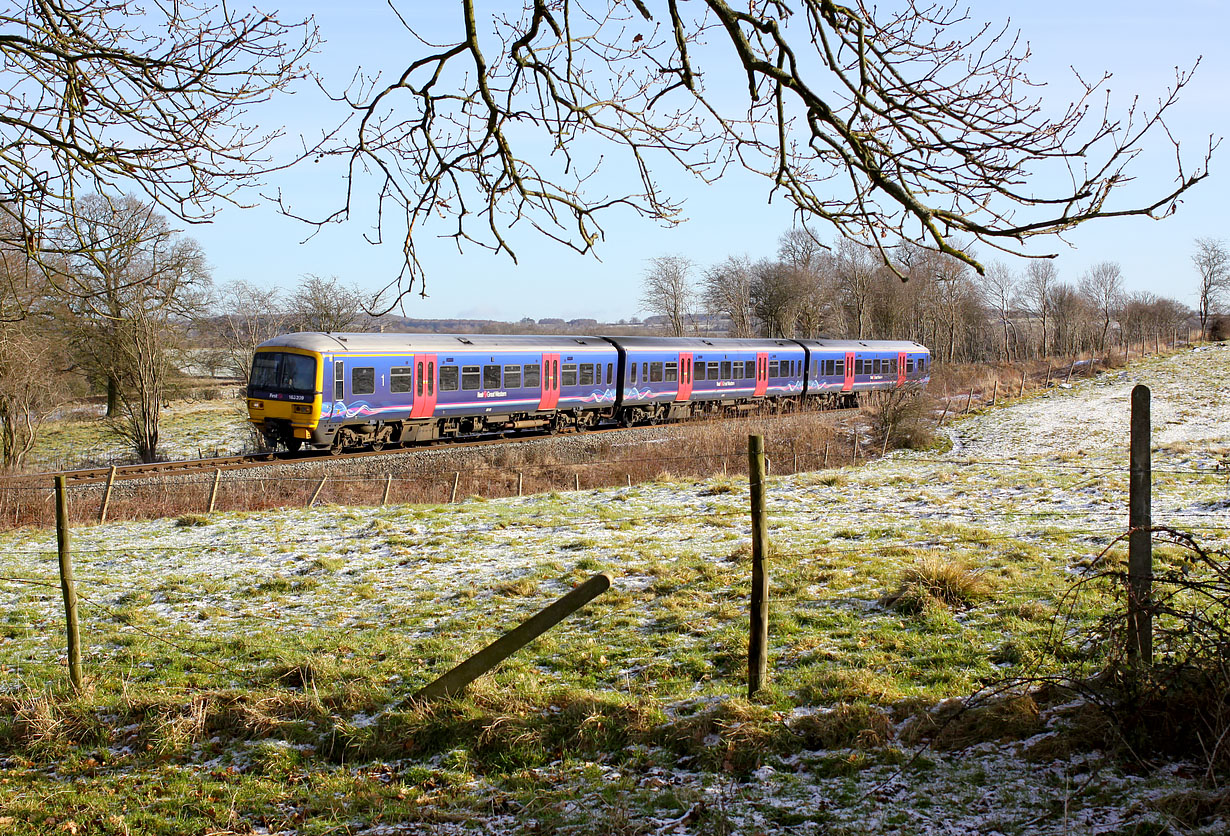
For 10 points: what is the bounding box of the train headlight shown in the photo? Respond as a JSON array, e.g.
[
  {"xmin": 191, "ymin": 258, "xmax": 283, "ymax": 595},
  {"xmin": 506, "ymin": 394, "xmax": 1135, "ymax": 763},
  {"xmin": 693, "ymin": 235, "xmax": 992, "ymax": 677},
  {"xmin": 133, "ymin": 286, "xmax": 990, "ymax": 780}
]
[
  {"xmin": 293, "ymin": 404, "xmax": 312, "ymax": 414},
  {"xmin": 248, "ymin": 400, "xmax": 263, "ymax": 410}
]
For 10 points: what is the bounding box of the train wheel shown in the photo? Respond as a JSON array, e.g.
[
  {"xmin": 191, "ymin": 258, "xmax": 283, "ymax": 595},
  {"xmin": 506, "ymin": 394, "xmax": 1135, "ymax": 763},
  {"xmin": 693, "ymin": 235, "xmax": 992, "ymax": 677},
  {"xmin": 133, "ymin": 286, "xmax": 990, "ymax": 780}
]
[
  {"xmin": 285, "ymin": 439, "xmax": 303, "ymax": 453},
  {"xmin": 329, "ymin": 434, "xmax": 345, "ymax": 456},
  {"xmin": 370, "ymin": 439, "xmax": 385, "ymax": 452}
]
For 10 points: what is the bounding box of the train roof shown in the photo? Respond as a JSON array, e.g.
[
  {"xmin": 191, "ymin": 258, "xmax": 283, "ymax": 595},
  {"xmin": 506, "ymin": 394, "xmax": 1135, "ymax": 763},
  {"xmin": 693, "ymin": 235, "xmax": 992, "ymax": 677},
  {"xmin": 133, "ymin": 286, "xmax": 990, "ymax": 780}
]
[
  {"xmin": 603, "ymin": 336, "xmax": 801, "ymax": 351},
  {"xmin": 794, "ymin": 338, "xmax": 930, "ymax": 353},
  {"xmin": 257, "ymin": 332, "xmax": 615, "ymax": 354},
  {"xmin": 257, "ymin": 332, "xmax": 930, "ymax": 356}
]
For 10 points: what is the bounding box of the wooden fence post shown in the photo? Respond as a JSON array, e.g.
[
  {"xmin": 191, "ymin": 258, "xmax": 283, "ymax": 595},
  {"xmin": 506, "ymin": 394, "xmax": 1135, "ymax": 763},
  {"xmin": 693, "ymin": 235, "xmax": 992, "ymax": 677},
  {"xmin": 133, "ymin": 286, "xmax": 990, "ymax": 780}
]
[
  {"xmin": 574, "ymin": 473, "xmax": 580, "ymax": 491},
  {"xmin": 1065, "ymin": 357, "xmax": 1075, "ymax": 384},
  {"xmin": 450, "ymin": 472, "xmax": 460, "ymax": 503},
  {"xmin": 98, "ymin": 465, "xmax": 117, "ymax": 523},
  {"xmin": 991, "ymin": 379, "xmax": 999, "ymax": 406},
  {"xmin": 1044, "ymin": 366, "xmax": 1052, "ymax": 388},
  {"xmin": 1019, "ymin": 371, "xmax": 1027, "ymax": 398},
  {"xmin": 309, "ymin": 474, "xmax": 328, "ymax": 507},
  {"xmin": 852, "ymin": 428, "xmax": 859, "ymax": 462},
  {"xmin": 823, "ymin": 442, "xmax": 830, "ymax": 469},
  {"xmin": 382, "ymin": 474, "xmax": 393, "ymax": 506},
  {"xmin": 207, "ymin": 469, "xmax": 222, "ymax": 513},
  {"xmin": 413, "ymin": 572, "xmax": 613, "ymax": 701},
  {"xmin": 55, "ymin": 476, "xmax": 83, "ymax": 693},
  {"xmin": 518, "ymin": 472, "xmax": 524, "ymax": 497},
  {"xmin": 747, "ymin": 435, "xmax": 769, "ymax": 699},
  {"xmin": 1128, "ymin": 384, "xmax": 1153, "ymax": 666},
  {"xmin": 964, "ymin": 389, "xmax": 974, "ymax": 414}
]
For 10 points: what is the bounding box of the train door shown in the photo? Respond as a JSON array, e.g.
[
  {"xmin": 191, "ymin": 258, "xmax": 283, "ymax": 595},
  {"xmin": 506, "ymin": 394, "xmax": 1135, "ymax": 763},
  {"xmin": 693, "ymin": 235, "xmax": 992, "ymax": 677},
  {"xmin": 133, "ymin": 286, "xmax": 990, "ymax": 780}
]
[
  {"xmin": 842, "ymin": 351, "xmax": 855, "ymax": 392},
  {"xmin": 539, "ymin": 352, "xmax": 560, "ymax": 410},
  {"xmin": 675, "ymin": 352, "xmax": 693, "ymax": 401},
  {"xmin": 754, "ymin": 352, "xmax": 769, "ymax": 397},
  {"xmin": 410, "ymin": 354, "xmax": 437, "ymax": 418},
  {"xmin": 897, "ymin": 351, "xmax": 907, "ymax": 387}
]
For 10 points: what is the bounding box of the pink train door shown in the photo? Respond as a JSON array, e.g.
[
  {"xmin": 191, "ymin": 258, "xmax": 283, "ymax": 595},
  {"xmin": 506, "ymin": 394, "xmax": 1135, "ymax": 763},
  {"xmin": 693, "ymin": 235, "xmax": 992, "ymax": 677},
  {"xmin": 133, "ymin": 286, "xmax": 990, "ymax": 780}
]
[
  {"xmin": 842, "ymin": 351, "xmax": 855, "ymax": 392},
  {"xmin": 897, "ymin": 351, "xmax": 907, "ymax": 387},
  {"xmin": 753, "ymin": 352, "xmax": 769, "ymax": 397},
  {"xmin": 675, "ymin": 353, "xmax": 693, "ymax": 401},
  {"xmin": 410, "ymin": 354, "xmax": 437, "ymax": 418},
  {"xmin": 539, "ymin": 353, "xmax": 560, "ymax": 410}
]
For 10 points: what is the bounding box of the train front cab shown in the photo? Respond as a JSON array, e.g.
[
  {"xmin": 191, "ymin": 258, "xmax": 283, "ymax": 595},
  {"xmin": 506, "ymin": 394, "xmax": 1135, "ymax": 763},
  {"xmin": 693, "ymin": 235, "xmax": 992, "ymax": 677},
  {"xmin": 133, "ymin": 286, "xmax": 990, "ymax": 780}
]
[{"xmin": 247, "ymin": 346, "xmax": 324, "ymax": 451}]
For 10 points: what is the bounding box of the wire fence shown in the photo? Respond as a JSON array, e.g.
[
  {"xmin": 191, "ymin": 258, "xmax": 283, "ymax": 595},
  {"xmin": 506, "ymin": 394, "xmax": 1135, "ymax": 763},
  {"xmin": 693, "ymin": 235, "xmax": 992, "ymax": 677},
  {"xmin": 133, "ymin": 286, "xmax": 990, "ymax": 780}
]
[{"xmin": 1, "ymin": 415, "xmax": 1226, "ymax": 705}]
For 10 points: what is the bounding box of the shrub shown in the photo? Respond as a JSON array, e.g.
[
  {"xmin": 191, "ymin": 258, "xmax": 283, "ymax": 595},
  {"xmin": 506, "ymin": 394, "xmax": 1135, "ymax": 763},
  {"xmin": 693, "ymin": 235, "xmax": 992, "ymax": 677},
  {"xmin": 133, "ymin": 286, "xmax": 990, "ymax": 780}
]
[{"xmin": 881, "ymin": 556, "xmax": 988, "ymax": 613}]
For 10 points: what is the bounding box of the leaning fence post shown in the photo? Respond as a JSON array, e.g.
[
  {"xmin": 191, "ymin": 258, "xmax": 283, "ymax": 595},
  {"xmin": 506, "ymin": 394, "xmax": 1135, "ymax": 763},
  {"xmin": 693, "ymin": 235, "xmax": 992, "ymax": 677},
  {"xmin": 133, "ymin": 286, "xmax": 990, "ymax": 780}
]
[
  {"xmin": 747, "ymin": 435, "xmax": 769, "ymax": 699},
  {"xmin": 309, "ymin": 474, "xmax": 328, "ymax": 507},
  {"xmin": 1128, "ymin": 384, "xmax": 1153, "ymax": 667},
  {"xmin": 964, "ymin": 389, "xmax": 974, "ymax": 414},
  {"xmin": 55, "ymin": 476, "xmax": 83, "ymax": 693},
  {"xmin": 207, "ymin": 469, "xmax": 222, "ymax": 513},
  {"xmin": 98, "ymin": 465, "xmax": 117, "ymax": 523},
  {"xmin": 413, "ymin": 572, "xmax": 612, "ymax": 701},
  {"xmin": 1019, "ymin": 371, "xmax": 1027, "ymax": 398},
  {"xmin": 991, "ymin": 379, "xmax": 999, "ymax": 406},
  {"xmin": 450, "ymin": 472, "xmax": 460, "ymax": 503},
  {"xmin": 382, "ymin": 474, "xmax": 393, "ymax": 506}
]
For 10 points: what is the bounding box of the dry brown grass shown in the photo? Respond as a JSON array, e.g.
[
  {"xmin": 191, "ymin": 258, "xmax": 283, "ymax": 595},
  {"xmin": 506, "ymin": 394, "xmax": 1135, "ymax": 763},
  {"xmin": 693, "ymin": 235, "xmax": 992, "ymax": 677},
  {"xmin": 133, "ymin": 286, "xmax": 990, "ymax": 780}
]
[{"xmin": 0, "ymin": 410, "xmax": 855, "ymax": 530}]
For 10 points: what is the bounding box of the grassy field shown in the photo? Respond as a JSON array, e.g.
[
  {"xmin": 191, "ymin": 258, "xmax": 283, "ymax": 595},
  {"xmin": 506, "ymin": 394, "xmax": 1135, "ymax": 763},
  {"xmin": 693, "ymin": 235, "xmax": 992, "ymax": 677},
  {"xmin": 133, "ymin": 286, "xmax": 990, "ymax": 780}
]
[{"xmin": 0, "ymin": 346, "xmax": 1227, "ymax": 834}]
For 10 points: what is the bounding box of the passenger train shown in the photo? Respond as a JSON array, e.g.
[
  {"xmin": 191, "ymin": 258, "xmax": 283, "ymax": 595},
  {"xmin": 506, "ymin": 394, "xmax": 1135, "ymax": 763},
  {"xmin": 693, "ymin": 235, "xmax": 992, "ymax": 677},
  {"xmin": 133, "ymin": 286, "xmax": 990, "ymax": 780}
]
[{"xmin": 246, "ymin": 333, "xmax": 931, "ymax": 453}]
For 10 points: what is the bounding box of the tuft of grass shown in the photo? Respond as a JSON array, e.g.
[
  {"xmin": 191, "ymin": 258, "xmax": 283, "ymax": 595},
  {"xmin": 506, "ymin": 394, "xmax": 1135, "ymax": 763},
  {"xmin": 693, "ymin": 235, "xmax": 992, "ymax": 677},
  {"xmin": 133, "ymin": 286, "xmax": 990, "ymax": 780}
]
[
  {"xmin": 881, "ymin": 557, "xmax": 989, "ymax": 613},
  {"xmin": 174, "ymin": 513, "xmax": 210, "ymax": 527}
]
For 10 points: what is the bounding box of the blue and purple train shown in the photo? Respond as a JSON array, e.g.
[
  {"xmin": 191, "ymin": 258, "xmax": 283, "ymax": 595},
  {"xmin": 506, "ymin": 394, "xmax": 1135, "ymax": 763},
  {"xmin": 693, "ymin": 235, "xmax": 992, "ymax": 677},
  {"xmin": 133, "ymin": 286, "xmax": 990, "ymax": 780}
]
[{"xmin": 246, "ymin": 333, "xmax": 931, "ymax": 452}]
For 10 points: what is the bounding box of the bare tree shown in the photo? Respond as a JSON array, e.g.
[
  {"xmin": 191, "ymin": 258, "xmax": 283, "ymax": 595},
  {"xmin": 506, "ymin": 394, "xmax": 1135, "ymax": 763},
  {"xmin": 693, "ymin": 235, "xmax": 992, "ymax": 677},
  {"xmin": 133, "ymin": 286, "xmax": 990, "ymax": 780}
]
[
  {"xmin": 702, "ymin": 256, "xmax": 757, "ymax": 337},
  {"xmin": 834, "ymin": 239, "xmax": 880, "ymax": 339},
  {"xmin": 290, "ymin": 275, "xmax": 380, "ymax": 334},
  {"xmin": 1022, "ymin": 261, "xmax": 1059, "ymax": 358},
  {"xmin": 640, "ymin": 256, "xmax": 696, "ymax": 336},
  {"xmin": 311, "ymin": 0, "xmax": 1212, "ymax": 304},
  {"xmin": 1079, "ymin": 262, "xmax": 1125, "ymax": 353},
  {"xmin": 979, "ymin": 261, "xmax": 1019, "ymax": 363},
  {"xmin": 751, "ymin": 260, "xmax": 801, "ymax": 338},
  {"xmin": 215, "ymin": 281, "xmax": 292, "ymax": 380},
  {"xmin": 1192, "ymin": 238, "xmax": 1229, "ymax": 340},
  {"xmin": 55, "ymin": 197, "xmax": 212, "ymax": 461},
  {"xmin": 0, "ymin": 1, "xmax": 315, "ymax": 308}
]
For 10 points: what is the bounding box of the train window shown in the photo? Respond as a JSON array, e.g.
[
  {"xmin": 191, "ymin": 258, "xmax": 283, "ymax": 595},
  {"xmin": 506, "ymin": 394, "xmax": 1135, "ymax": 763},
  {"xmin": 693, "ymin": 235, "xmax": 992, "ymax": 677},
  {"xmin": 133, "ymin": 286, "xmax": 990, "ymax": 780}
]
[
  {"xmin": 505, "ymin": 365, "xmax": 521, "ymax": 388},
  {"xmin": 744, "ymin": 360, "xmax": 755, "ymax": 379},
  {"xmin": 562, "ymin": 364, "xmax": 578, "ymax": 387},
  {"xmin": 334, "ymin": 361, "xmax": 344, "ymax": 400},
  {"xmin": 479, "ymin": 363, "xmax": 499, "ymax": 390},
  {"xmin": 695, "ymin": 361, "xmax": 706, "ymax": 381},
  {"xmin": 835, "ymin": 360, "xmax": 844, "ymax": 376},
  {"xmin": 440, "ymin": 366, "xmax": 459, "ymax": 391},
  {"xmin": 579, "ymin": 364, "xmax": 594, "ymax": 386},
  {"xmin": 642, "ymin": 362, "xmax": 649, "ymax": 382},
  {"xmin": 524, "ymin": 364, "xmax": 540, "ymax": 388},
  {"xmin": 708, "ymin": 362, "xmax": 719, "ymax": 380},
  {"xmin": 650, "ymin": 362, "xmax": 663, "ymax": 382},
  {"xmin": 607, "ymin": 363, "xmax": 613, "ymax": 385},
  {"xmin": 391, "ymin": 365, "xmax": 412, "ymax": 395},
  {"xmin": 664, "ymin": 362, "xmax": 677, "ymax": 383},
  {"xmin": 720, "ymin": 360, "xmax": 731, "ymax": 379},
  {"xmin": 461, "ymin": 365, "xmax": 480, "ymax": 390},
  {"xmin": 890, "ymin": 359, "xmax": 898, "ymax": 373},
  {"xmin": 352, "ymin": 367, "xmax": 375, "ymax": 396},
  {"xmin": 768, "ymin": 360, "xmax": 779, "ymax": 378},
  {"xmin": 428, "ymin": 362, "xmax": 434, "ymax": 395},
  {"xmin": 630, "ymin": 363, "xmax": 638, "ymax": 384}
]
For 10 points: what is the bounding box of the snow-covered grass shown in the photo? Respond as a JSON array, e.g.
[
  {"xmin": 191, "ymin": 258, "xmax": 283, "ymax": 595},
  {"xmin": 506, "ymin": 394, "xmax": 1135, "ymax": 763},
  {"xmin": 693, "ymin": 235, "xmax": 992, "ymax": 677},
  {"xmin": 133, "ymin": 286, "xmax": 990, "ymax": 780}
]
[
  {"xmin": 27, "ymin": 393, "xmax": 254, "ymax": 470},
  {"xmin": 0, "ymin": 345, "xmax": 1227, "ymax": 834}
]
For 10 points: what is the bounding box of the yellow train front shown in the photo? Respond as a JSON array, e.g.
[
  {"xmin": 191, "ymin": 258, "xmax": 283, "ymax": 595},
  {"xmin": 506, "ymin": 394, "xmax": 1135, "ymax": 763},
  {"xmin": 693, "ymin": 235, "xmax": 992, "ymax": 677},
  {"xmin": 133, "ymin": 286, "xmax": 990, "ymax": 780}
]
[{"xmin": 246, "ymin": 336, "xmax": 325, "ymax": 452}]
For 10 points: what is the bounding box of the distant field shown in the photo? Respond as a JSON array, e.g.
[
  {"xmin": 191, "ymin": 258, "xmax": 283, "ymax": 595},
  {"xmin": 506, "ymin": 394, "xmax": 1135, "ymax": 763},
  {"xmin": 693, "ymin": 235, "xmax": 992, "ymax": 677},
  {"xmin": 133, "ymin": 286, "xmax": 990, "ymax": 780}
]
[
  {"xmin": 27, "ymin": 393, "xmax": 255, "ymax": 470},
  {"xmin": 0, "ymin": 345, "xmax": 1226, "ymax": 835}
]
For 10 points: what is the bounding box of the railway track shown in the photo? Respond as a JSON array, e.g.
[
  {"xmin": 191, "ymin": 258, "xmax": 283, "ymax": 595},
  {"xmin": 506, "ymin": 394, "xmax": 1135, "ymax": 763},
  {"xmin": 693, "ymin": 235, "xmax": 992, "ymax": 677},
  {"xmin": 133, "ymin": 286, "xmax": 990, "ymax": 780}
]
[{"xmin": 20, "ymin": 405, "xmax": 863, "ymax": 487}]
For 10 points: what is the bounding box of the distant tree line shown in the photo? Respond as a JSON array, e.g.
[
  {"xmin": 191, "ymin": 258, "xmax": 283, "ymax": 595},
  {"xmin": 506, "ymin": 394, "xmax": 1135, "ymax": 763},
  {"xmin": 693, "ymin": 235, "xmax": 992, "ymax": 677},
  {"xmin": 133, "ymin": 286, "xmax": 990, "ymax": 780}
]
[{"xmin": 641, "ymin": 230, "xmax": 1222, "ymax": 359}]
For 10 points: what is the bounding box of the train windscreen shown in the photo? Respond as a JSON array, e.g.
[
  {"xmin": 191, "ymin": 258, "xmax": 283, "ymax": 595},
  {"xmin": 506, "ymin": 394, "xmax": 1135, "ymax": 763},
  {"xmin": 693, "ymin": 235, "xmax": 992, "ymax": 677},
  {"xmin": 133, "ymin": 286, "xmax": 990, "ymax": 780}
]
[{"xmin": 250, "ymin": 352, "xmax": 317, "ymax": 395}]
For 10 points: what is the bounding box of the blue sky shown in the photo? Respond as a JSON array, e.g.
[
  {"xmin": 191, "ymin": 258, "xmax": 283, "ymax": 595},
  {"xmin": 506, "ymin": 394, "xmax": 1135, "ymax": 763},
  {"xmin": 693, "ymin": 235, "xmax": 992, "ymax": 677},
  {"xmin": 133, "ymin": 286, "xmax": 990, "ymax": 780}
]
[{"xmin": 189, "ymin": 1, "xmax": 1229, "ymax": 322}]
